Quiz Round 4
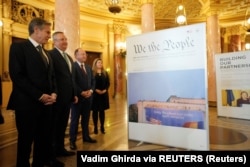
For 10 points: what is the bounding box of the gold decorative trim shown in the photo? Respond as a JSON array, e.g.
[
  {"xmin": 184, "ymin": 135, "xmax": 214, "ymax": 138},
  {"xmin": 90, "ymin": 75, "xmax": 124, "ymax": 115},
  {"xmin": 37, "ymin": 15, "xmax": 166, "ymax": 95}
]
[{"xmin": 12, "ymin": 0, "xmax": 44, "ymax": 24}]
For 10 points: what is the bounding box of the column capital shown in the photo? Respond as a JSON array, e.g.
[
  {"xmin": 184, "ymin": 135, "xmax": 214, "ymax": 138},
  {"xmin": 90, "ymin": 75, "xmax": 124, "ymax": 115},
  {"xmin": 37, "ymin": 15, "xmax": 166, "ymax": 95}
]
[
  {"xmin": 226, "ymin": 25, "xmax": 242, "ymax": 35},
  {"xmin": 220, "ymin": 28, "xmax": 226, "ymax": 37},
  {"xmin": 113, "ymin": 20, "xmax": 126, "ymax": 34},
  {"xmin": 200, "ymin": 0, "xmax": 222, "ymax": 17},
  {"xmin": 140, "ymin": 0, "xmax": 154, "ymax": 5}
]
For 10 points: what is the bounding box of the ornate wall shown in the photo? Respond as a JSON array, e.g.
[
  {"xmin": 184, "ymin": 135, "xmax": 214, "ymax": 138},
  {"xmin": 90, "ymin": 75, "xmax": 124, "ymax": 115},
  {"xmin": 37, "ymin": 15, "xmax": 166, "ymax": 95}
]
[{"xmin": 0, "ymin": 0, "xmax": 131, "ymax": 107}]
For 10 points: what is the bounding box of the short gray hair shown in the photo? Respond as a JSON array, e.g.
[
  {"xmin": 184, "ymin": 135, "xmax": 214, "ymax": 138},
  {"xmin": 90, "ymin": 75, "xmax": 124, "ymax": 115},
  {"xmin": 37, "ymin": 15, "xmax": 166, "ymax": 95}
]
[{"xmin": 28, "ymin": 17, "xmax": 51, "ymax": 35}]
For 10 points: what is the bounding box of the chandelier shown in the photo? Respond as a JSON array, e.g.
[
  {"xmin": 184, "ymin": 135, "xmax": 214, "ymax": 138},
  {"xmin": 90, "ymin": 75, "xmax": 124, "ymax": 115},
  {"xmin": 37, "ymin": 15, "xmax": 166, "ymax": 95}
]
[
  {"xmin": 105, "ymin": 0, "xmax": 122, "ymax": 14},
  {"xmin": 176, "ymin": 3, "xmax": 187, "ymax": 25}
]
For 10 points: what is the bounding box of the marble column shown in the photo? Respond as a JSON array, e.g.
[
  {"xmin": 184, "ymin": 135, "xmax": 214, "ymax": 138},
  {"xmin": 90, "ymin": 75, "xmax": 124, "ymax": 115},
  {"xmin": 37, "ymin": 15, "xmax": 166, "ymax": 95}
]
[
  {"xmin": 113, "ymin": 21, "xmax": 125, "ymax": 99},
  {"xmin": 207, "ymin": 14, "xmax": 221, "ymax": 104},
  {"xmin": 54, "ymin": 0, "xmax": 80, "ymax": 58},
  {"xmin": 226, "ymin": 25, "xmax": 242, "ymax": 52},
  {"xmin": 141, "ymin": 0, "xmax": 155, "ymax": 33},
  {"xmin": 225, "ymin": 25, "xmax": 246, "ymax": 52},
  {"xmin": 228, "ymin": 35, "xmax": 241, "ymax": 52}
]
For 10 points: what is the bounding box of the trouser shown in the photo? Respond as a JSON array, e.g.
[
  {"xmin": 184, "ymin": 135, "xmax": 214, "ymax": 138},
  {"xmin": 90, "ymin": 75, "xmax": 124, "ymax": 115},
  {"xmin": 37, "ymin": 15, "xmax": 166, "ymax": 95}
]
[
  {"xmin": 69, "ymin": 99, "xmax": 91, "ymax": 142},
  {"xmin": 15, "ymin": 107, "xmax": 51, "ymax": 167},
  {"xmin": 52, "ymin": 102, "xmax": 71, "ymax": 153}
]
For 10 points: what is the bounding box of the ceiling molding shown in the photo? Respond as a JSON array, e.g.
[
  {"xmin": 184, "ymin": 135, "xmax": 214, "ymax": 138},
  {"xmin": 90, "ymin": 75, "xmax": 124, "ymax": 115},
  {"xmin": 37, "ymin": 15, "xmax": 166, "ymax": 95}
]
[{"xmin": 17, "ymin": 0, "xmax": 250, "ymax": 29}]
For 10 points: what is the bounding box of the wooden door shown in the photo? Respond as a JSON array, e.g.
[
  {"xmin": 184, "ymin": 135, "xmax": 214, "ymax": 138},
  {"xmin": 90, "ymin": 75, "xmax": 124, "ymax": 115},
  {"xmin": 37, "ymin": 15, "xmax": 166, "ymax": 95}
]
[{"xmin": 85, "ymin": 51, "xmax": 101, "ymax": 67}]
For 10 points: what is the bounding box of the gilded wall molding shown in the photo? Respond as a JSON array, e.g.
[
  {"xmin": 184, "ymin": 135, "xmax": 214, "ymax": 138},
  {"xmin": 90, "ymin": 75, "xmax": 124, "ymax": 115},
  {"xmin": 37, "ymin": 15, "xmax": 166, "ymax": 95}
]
[
  {"xmin": 0, "ymin": 4, "xmax": 2, "ymax": 17},
  {"xmin": 3, "ymin": 0, "xmax": 11, "ymax": 18},
  {"xmin": 12, "ymin": 0, "xmax": 44, "ymax": 24},
  {"xmin": 2, "ymin": 18, "xmax": 13, "ymax": 35}
]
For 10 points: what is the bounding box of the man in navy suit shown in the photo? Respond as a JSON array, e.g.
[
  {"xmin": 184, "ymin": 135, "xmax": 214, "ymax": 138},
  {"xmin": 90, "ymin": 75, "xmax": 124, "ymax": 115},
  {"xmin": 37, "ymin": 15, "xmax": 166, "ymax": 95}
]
[
  {"xmin": 7, "ymin": 18, "xmax": 63, "ymax": 167},
  {"xmin": 49, "ymin": 32, "xmax": 78, "ymax": 157},
  {"xmin": 69, "ymin": 48, "xmax": 96, "ymax": 150}
]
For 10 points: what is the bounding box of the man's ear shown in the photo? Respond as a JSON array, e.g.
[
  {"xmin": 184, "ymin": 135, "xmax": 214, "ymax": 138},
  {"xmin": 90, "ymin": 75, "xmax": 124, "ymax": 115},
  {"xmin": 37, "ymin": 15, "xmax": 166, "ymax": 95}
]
[{"xmin": 33, "ymin": 26, "xmax": 39, "ymax": 33}]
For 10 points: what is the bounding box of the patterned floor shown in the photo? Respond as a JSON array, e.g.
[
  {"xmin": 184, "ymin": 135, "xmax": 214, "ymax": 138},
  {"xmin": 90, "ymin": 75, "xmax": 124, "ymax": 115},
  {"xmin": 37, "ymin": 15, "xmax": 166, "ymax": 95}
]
[{"xmin": 1, "ymin": 98, "xmax": 250, "ymax": 166}]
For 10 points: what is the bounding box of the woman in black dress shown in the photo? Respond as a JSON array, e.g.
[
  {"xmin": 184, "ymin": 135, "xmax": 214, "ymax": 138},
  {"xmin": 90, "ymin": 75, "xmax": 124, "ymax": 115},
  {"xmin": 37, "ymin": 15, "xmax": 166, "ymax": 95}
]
[{"xmin": 92, "ymin": 58, "xmax": 110, "ymax": 134}]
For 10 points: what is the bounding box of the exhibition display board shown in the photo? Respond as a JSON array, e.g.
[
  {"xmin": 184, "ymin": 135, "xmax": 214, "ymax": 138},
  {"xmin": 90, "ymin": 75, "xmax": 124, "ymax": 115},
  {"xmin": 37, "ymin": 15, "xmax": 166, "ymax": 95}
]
[
  {"xmin": 215, "ymin": 50, "xmax": 250, "ymax": 120},
  {"xmin": 126, "ymin": 23, "xmax": 209, "ymax": 150}
]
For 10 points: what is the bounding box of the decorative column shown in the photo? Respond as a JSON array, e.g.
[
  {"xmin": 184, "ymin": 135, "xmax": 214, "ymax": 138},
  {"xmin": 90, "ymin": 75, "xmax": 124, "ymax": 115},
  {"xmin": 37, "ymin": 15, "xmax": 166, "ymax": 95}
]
[
  {"xmin": 54, "ymin": 0, "xmax": 80, "ymax": 58},
  {"xmin": 113, "ymin": 20, "xmax": 125, "ymax": 99},
  {"xmin": 220, "ymin": 28, "xmax": 226, "ymax": 53},
  {"xmin": 227, "ymin": 25, "xmax": 241, "ymax": 52},
  {"xmin": 44, "ymin": 10, "xmax": 54, "ymax": 50},
  {"xmin": 2, "ymin": 0, "xmax": 12, "ymax": 81},
  {"xmin": 141, "ymin": 0, "xmax": 155, "ymax": 33},
  {"xmin": 207, "ymin": 14, "xmax": 221, "ymax": 104},
  {"xmin": 1, "ymin": 0, "xmax": 13, "ymax": 108},
  {"xmin": 240, "ymin": 33, "xmax": 246, "ymax": 51}
]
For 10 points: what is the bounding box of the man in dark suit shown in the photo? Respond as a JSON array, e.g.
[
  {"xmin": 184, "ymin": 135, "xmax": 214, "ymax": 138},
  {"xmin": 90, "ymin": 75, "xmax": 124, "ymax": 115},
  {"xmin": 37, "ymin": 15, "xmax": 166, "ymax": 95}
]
[
  {"xmin": 49, "ymin": 31, "xmax": 77, "ymax": 157},
  {"xmin": 69, "ymin": 48, "xmax": 96, "ymax": 150},
  {"xmin": 7, "ymin": 18, "xmax": 64, "ymax": 167}
]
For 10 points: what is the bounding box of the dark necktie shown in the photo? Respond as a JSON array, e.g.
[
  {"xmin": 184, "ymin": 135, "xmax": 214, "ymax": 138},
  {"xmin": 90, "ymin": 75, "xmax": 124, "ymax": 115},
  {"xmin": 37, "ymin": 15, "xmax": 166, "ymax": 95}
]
[
  {"xmin": 36, "ymin": 45, "xmax": 48, "ymax": 67},
  {"xmin": 62, "ymin": 52, "xmax": 71, "ymax": 72},
  {"xmin": 80, "ymin": 64, "xmax": 87, "ymax": 75}
]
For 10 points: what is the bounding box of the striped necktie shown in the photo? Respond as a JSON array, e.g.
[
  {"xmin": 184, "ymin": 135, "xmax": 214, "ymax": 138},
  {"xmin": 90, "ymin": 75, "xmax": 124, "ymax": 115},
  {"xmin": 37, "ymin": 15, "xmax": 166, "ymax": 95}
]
[
  {"xmin": 62, "ymin": 52, "xmax": 71, "ymax": 71},
  {"xmin": 80, "ymin": 64, "xmax": 87, "ymax": 75},
  {"xmin": 36, "ymin": 45, "xmax": 48, "ymax": 67}
]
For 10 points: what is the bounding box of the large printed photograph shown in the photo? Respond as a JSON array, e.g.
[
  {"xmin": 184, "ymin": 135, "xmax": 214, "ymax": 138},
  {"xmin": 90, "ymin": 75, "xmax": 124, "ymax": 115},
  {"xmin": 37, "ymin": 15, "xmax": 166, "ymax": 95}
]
[
  {"xmin": 128, "ymin": 69, "xmax": 206, "ymax": 130},
  {"xmin": 221, "ymin": 89, "xmax": 250, "ymax": 107}
]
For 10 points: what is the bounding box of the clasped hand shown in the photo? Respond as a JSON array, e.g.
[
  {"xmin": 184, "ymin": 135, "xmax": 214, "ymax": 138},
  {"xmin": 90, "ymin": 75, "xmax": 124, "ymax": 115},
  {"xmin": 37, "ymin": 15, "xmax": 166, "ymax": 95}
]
[
  {"xmin": 96, "ymin": 89, "xmax": 106, "ymax": 95},
  {"xmin": 81, "ymin": 90, "xmax": 92, "ymax": 98},
  {"xmin": 40, "ymin": 93, "xmax": 57, "ymax": 105}
]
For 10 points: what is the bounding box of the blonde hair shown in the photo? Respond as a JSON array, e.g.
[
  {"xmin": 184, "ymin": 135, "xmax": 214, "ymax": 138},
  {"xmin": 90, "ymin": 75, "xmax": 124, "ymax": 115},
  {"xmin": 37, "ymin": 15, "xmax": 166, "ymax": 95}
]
[{"xmin": 92, "ymin": 58, "xmax": 107, "ymax": 76}]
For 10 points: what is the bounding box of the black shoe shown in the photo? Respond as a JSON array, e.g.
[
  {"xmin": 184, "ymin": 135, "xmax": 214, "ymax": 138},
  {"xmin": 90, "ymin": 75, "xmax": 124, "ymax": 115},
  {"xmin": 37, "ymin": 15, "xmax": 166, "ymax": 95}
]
[
  {"xmin": 56, "ymin": 148, "xmax": 75, "ymax": 157},
  {"xmin": 101, "ymin": 126, "xmax": 105, "ymax": 134},
  {"xmin": 94, "ymin": 127, "xmax": 98, "ymax": 134},
  {"xmin": 45, "ymin": 159, "xmax": 64, "ymax": 167},
  {"xmin": 70, "ymin": 142, "xmax": 77, "ymax": 150},
  {"xmin": 83, "ymin": 137, "xmax": 97, "ymax": 143}
]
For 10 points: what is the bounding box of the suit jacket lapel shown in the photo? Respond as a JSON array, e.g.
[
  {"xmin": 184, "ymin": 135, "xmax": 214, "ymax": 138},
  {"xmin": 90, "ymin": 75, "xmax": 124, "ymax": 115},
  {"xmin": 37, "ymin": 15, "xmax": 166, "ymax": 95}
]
[
  {"xmin": 26, "ymin": 40, "xmax": 49, "ymax": 69},
  {"xmin": 54, "ymin": 49, "xmax": 72, "ymax": 73}
]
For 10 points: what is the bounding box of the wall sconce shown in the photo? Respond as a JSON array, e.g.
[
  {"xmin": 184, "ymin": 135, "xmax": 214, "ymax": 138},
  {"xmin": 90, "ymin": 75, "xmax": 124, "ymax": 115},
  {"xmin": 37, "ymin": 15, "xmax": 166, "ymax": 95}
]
[
  {"xmin": 245, "ymin": 43, "xmax": 250, "ymax": 50},
  {"xmin": 0, "ymin": 20, "xmax": 3, "ymax": 27},
  {"xmin": 116, "ymin": 41, "xmax": 126, "ymax": 57},
  {"xmin": 245, "ymin": 34, "xmax": 250, "ymax": 50},
  {"xmin": 176, "ymin": 3, "xmax": 187, "ymax": 25}
]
